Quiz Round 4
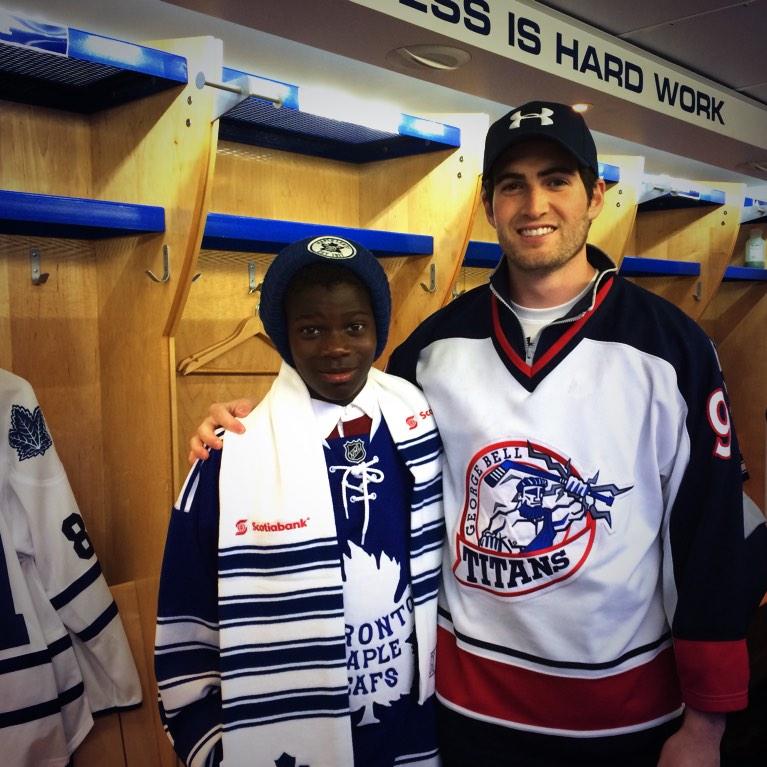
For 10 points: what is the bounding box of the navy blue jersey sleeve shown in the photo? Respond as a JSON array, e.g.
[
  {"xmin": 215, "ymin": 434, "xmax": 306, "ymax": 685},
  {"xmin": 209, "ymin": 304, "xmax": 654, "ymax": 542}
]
[
  {"xmin": 665, "ymin": 338, "xmax": 750, "ymax": 711},
  {"xmin": 155, "ymin": 452, "xmax": 223, "ymax": 767}
]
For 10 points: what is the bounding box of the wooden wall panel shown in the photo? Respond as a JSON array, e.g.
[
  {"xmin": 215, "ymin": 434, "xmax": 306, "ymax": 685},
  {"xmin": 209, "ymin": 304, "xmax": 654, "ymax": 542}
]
[
  {"xmin": 0, "ymin": 101, "xmax": 92, "ymax": 196},
  {"xmin": 360, "ymin": 113, "xmax": 487, "ymax": 355},
  {"xmin": 90, "ymin": 37, "xmax": 222, "ymax": 583},
  {"xmin": 213, "ymin": 142, "xmax": 361, "ymax": 223}
]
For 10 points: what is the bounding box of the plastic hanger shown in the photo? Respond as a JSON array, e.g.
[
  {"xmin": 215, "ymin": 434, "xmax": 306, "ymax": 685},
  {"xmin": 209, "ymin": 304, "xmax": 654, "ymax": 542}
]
[{"xmin": 177, "ymin": 313, "xmax": 275, "ymax": 375}]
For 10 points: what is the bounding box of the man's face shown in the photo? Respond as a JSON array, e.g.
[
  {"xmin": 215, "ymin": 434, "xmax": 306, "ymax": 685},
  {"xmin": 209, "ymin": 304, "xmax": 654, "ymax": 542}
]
[
  {"xmin": 483, "ymin": 139, "xmax": 604, "ymax": 275},
  {"xmin": 286, "ymin": 280, "xmax": 377, "ymax": 405}
]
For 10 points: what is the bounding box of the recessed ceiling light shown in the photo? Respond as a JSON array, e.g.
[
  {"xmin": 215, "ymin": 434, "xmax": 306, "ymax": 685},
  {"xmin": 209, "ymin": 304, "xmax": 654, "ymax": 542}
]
[
  {"xmin": 386, "ymin": 44, "xmax": 471, "ymax": 72},
  {"xmin": 571, "ymin": 103, "xmax": 592, "ymax": 113}
]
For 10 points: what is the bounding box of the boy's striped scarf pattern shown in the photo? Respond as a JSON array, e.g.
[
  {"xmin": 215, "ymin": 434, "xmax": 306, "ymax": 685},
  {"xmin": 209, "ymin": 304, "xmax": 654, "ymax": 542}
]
[{"xmin": 158, "ymin": 363, "xmax": 444, "ymax": 767}]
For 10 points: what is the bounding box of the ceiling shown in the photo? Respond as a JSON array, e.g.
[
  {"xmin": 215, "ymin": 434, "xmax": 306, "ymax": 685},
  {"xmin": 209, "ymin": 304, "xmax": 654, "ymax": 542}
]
[
  {"xmin": 538, "ymin": 0, "xmax": 767, "ymax": 107},
  {"xmin": 11, "ymin": 0, "xmax": 767, "ymax": 193}
]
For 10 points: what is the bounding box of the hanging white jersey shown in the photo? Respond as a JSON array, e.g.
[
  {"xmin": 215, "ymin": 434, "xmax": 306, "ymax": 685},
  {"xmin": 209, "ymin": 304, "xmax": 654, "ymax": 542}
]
[{"xmin": 0, "ymin": 369, "xmax": 141, "ymax": 767}]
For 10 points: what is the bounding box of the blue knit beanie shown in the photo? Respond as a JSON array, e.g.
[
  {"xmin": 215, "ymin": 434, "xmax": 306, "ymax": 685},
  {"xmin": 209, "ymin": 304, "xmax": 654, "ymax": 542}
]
[{"xmin": 259, "ymin": 235, "xmax": 392, "ymax": 366}]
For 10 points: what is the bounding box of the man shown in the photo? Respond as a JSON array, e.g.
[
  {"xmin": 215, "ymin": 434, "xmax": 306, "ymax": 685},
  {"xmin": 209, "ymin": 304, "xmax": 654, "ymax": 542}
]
[{"xmin": 190, "ymin": 102, "xmax": 751, "ymax": 766}]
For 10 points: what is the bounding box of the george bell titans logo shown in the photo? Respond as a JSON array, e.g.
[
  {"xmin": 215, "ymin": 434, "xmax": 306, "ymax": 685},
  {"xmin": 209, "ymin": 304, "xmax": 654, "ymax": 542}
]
[{"xmin": 454, "ymin": 440, "xmax": 631, "ymax": 597}]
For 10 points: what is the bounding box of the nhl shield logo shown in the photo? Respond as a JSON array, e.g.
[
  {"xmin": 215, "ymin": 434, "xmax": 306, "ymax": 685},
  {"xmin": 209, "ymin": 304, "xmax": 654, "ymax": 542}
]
[
  {"xmin": 344, "ymin": 439, "xmax": 366, "ymax": 464},
  {"xmin": 454, "ymin": 440, "xmax": 631, "ymax": 598}
]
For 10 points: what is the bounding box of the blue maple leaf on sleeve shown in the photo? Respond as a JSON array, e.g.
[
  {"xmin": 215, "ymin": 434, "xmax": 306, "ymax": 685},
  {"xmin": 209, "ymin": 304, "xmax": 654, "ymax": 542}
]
[
  {"xmin": 275, "ymin": 753, "xmax": 309, "ymax": 767},
  {"xmin": 9, "ymin": 404, "xmax": 53, "ymax": 461}
]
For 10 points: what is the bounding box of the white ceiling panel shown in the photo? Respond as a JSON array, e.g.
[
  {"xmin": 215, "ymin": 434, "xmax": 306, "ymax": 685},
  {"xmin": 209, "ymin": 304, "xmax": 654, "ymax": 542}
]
[
  {"xmin": 536, "ymin": 0, "xmax": 767, "ymax": 102},
  {"xmin": 536, "ymin": 0, "xmax": 756, "ymax": 35}
]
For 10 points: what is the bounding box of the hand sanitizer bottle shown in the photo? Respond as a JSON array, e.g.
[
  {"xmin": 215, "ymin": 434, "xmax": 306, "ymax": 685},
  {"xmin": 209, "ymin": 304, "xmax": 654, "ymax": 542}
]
[{"xmin": 745, "ymin": 228, "xmax": 766, "ymax": 268}]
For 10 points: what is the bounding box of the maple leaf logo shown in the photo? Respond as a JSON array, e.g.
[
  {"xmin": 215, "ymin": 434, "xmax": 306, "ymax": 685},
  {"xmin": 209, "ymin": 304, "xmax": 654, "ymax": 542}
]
[
  {"xmin": 9, "ymin": 404, "xmax": 52, "ymax": 461},
  {"xmin": 274, "ymin": 753, "xmax": 308, "ymax": 767},
  {"xmin": 344, "ymin": 541, "xmax": 413, "ymax": 725}
]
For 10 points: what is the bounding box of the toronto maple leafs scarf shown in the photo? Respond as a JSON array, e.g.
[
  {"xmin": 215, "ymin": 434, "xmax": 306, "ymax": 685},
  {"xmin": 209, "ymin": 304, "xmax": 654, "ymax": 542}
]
[{"xmin": 217, "ymin": 362, "xmax": 444, "ymax": 767}]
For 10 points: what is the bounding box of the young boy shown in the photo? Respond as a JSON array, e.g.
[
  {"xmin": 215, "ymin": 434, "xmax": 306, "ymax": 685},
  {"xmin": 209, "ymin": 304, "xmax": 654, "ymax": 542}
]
[{"xmin": 155, "ymin": 235, "xmax": 444, "ymax": 767}]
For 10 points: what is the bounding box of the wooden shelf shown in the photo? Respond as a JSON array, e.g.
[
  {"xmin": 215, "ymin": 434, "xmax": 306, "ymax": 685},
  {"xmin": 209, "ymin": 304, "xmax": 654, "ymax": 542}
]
[
  {"xmin": 639, "ymin": 175, "xmax": 725, "ymax": 211},
  {"xmin": 723, "ymin": 265, "xmax": 767, "ymax": 282},
  {"xmin": 0, "ymin": 10, "xmax": 187, "ymax": 112},
  {"xmin": 217, "ymin": 66, "xmax": 460, "ymax": 163},
  {"xmin": 0, "ymin": 189, "xmax": 165, "ymax": 238},
  {"xmin": 619, "ymin": 256, "xmax": 701, "ymax": 277},
  {"xmin": 202, "ymin": 214, "xmax": 432, "ymax": 256}
]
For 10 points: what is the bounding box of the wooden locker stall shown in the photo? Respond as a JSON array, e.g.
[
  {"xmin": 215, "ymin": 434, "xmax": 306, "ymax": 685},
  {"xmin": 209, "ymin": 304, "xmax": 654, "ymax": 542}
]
[
  {"xmin": 0, "ymin": 27, "xmax": 226, "ymax": 767},
  {"xmin": 622, "ymin": 178, "xmax": 745, "ymax": 320},
  {"xmin": 701, "ymin": 208, "xmax": 767, "ymax": 510},
  {"xmin": 173, "ymin": 90, "xmax": 487, "ymax": 485}
]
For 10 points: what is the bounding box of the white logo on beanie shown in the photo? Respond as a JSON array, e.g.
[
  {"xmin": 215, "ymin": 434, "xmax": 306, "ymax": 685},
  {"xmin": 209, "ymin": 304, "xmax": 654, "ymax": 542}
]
[
  {"xmin": 509, "ymin": 107, "xmax": 554, "ymax": 129},
  {"xmin": 308, "ymin": 236, "xmax": 357, "ymax": 259}
]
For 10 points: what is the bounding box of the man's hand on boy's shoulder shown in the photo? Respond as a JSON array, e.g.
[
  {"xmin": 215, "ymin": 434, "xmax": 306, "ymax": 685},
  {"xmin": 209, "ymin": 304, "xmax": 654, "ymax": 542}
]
[{"xmin": 187, "ymin": 399, "xmax": 256, "ymax": 463}]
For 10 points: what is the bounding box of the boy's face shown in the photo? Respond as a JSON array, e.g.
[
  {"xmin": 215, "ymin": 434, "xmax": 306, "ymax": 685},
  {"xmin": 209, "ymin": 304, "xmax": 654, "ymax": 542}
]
[{"xmin": 285, "ymin": 280, "xmax": 377, "ymax": 405}]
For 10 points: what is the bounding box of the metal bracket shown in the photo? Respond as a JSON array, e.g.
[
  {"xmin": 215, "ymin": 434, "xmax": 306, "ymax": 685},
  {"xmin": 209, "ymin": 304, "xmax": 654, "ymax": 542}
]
[
  {"xmin": 146, "ymin": 244, "xmax": 171, "ymax": 283},
  {"xmin": 196, "ymin": 72, "xmax": 283, "ymax": 122},
  {"xmin": 693, "ymin": 279, "xmax": 702, "ymax": 301},
  {"xmin": 420, "ymin": 263, "xmax": 437, "ymax": 293},
  {"xmin": 30, "ymin": 249, "xmax": 49, "ymax": 285}
]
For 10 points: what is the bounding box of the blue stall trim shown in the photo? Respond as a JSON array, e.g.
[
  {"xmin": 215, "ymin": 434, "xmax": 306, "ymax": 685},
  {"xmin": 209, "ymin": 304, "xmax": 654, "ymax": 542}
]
[
  {"xmin": 202, "ymin": 214, "xmax": 433, "ymax": 256},
  {"xmin": 463, "ymin": 241, "xmax": 502, "ymax": 269},
  {"xmin": 0, "ymin": 190, "xmax": 165, "ymax": 238},
  {"xmin": 723, "ymin": 265, "xmax": 767, "ymax": 282},
  {"xmin": 619, "ymin": 256, "xmax": 700, "ymax": 277}
]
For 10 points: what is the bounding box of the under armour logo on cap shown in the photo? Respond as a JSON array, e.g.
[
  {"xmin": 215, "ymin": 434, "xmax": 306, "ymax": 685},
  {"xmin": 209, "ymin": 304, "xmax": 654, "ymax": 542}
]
[
  {"xmin": 482, "ymin": 100, "xmax": 599, "ymax": 179},
  {"xmin": 509, "ymin": 107, "xmax": 554, "ymax": 129}
]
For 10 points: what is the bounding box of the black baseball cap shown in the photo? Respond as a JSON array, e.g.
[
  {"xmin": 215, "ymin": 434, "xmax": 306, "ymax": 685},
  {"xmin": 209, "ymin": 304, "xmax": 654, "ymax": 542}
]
[{"xmin": 482, "ymin": 101, "xmax": 599, "ymax": 180}]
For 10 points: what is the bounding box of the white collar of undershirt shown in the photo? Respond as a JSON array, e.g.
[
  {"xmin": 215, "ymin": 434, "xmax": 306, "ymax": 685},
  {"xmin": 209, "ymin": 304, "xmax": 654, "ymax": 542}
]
[
  {"xmin": 510, "ymin": 272, "xmax": 597, "ymax": 323},
  {"xmin": 311, "ymin": 376, "xmax": 381, "ymax": 440}
]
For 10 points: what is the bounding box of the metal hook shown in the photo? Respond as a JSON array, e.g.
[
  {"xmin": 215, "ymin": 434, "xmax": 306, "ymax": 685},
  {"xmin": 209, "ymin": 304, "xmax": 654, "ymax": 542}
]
[
  {"xmin": 451, "ymin": 283, "xmax": 465, "ymax": 300},
  {"xmin": 30, "ymin": 249, "xmax": 49, "ymax": 285},
  {"xmin": 420, "ymin": 263, "xmax": 437, "ymax": 293},
  {"xmin": 146, "ymin": 244, "xmax": 171, "ymax": 283},
  {"xmin": 693, "ymin": 279, "xmax": 702, "ymax": 302},
  {"xmin": 248, "ymin": 261, "xmax": 263, "ymax": 294}
]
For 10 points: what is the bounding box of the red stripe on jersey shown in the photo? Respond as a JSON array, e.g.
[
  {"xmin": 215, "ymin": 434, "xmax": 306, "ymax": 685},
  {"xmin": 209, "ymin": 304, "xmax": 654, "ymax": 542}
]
[
  {"xmin": 673, "ymin": 638, "xmax": 749, "ymax": 711},
  {"xmin": 436, "ymin": 626, "xmax": 682, "ymax": 732},
  {"xmin": 490, "ymin": 277, "xmax": 614, "ymax": 379}
]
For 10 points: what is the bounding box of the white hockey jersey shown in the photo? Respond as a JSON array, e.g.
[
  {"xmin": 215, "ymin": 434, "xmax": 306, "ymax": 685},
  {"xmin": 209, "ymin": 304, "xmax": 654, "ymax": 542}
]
[{"xmin": 0, "ymin": 369, "xmax": 141, "ymax": 767}]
